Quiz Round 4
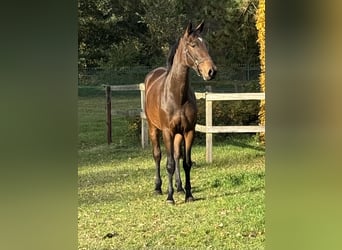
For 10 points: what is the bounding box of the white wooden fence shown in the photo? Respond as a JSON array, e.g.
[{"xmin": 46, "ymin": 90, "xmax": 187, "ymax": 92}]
[
  {"xmin": 105, "ymin": 84, "xmax": 265, "ymax": 163},
  {"xmin": 194, "ymin": 92, "xmax": 265, "ymax": 163},
  {"xmin": 105, "ymin": 83, "xmax": 148, "ymax": 148}
]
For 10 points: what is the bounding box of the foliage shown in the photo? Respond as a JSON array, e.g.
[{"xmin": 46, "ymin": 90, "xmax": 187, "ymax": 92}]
[
  {"xmin": 138, "ymin": 0, "xmax": 187, "ymax": 63},
  {"xmin": 104, "ymin": 38, "xmax": 143, "ymax": 68},
  {"xmin": 198, "ymin": 100, "xmax": 260, "ymax": 127},
  {"xmin": 78, "ymin": 0, "xmax": 260, "ymax": 73},
  {"xmin": 78, "ymin": 0, "xmax": 147, "ymax": 69},
  {"xmin": 205, "ymin": 0, "xmax": 259, "ymax": 65},
  {"xmin": 256, "ymin": 0, "xmax": 265, "ymax": 143}
]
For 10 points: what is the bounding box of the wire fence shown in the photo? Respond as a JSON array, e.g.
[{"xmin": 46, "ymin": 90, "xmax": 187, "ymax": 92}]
[{"xmin": 78, "ymin": 63, "xmax": 260, "ymax": 87}]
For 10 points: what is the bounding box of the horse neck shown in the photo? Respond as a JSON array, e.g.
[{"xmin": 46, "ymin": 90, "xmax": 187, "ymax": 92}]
[{"xmin": 165, "ymin": 41, "xmax": 190, "ymax": 104}]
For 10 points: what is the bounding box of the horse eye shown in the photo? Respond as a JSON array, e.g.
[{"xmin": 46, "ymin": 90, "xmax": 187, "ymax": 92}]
[{"xmin": 189, "ymin": 43, "xmax": 196, "ymax": 48}]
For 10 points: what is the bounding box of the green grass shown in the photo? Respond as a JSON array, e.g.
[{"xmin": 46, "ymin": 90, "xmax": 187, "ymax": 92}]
[{"xmin": 78, "ymin": 86, "xmax": 265, "ymax": 249}]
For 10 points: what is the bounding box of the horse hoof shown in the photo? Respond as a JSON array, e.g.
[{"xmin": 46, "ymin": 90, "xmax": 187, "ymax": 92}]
[
  {"xmin": 166, "ymin": 199, "xmax": 175, "ymax": 205},
  {"xmin": 154, "ymin": 189, "xmax": 163, "ymax": 195},
  {"xmin": 185, "ymin": 196, "xmax": 195, "ymax": 203}
]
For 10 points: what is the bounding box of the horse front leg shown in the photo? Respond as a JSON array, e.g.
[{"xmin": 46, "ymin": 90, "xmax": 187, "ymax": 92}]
[
  {"xmin": 162, "ymin": 130, "xmax": 175, "ymax": 204},
  {"xmin": 183, "ymin": 130, "xmax": 195, "ymax": 202},
  {"xmin": 149, "ymin": 125, "xmax": 162, "ymax": 194},
  {"xmin": 174, "ymin": 134, "xmax": 185, "ymax": 193}
]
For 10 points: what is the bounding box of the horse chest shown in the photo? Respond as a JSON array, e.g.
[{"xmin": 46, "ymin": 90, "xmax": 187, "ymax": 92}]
[{"xmin": 165, "ymin": 107, "xmax": 195, "ymax": 133}]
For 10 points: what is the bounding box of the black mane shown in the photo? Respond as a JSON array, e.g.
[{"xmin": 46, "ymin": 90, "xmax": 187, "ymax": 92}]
[{"xmin": 167, "ymin": 38, "xmax": 180, "ymax": 71}]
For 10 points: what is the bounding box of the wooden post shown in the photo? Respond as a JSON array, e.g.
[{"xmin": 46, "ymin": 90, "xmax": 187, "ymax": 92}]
[
  {"xmin": 205, "ymin": 85, "xmax": 212, "ymax": 92},
  {"xmin": 139, "ymin": 83, "xmax": 148, "ymax": 148},
  {"xmin": 205, "ymin": 92, "xmax": 213, "ymax": 163},
  {"xmin": 106, "ymin": 86, "xmax": 112, "ymax": 144}
]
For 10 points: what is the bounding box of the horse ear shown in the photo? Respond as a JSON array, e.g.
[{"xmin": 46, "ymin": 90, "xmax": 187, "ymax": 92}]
[
  {"xmin": 185, "ymin": 21, "xmax": 192, "ymax": 37},
  {"xmin": 195, "ymin": 20, "xmax": 205, "ymax": 33}
]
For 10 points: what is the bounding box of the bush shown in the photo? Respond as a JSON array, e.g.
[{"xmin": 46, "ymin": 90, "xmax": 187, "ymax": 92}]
[
  {"xmin": 195, "ymin": 99, "xmax": 260, "ymax": 143},
  {"xmin": 127, "ymin": 115, "xmax": 141, "ymax": 141},
  {"xmin": 196, "ymin": 100, "xmax": 259, "ymax": 127}
]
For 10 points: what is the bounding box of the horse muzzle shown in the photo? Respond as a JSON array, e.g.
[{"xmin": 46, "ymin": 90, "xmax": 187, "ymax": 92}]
[{"xmin": 200, "ymin": 61, "xmax": 217, "ymax": 81}]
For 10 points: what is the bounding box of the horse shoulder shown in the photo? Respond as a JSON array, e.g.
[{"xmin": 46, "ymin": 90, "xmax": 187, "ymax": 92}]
[{"xmin": 186, "ymin": 88, "xmax": 197, "ymax": 109}]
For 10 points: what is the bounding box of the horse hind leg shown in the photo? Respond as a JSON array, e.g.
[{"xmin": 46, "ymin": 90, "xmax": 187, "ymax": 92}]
[
  {"xmin": 174, "ymin": 134, "xmax": 185, "ymax": 193},
  {"xmin": 183, "ymin": 130, "xmax": 195, "ymax": 202},
  {"xmin": 149, "ymin": 125, "xmax": 162, "ymax": 194},
  {"xmin": 162, "ymin": 129, "xmax": 176, "ymax": 204}
]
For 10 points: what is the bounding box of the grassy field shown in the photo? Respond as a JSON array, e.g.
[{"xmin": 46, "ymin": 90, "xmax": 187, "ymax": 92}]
[{"xmin": 78, "ymin": 86, "xmax": 265, "ymax": 249}]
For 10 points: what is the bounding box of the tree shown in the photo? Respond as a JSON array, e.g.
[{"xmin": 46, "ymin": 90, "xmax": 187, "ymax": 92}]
[
  {"xmin": 256, "ymin": 0, "xmax": 265, "ymax": 143},
  {"xmin": 137, "ymin": 0, "xmax": 188, "ymax": 66},
  {"xmin": 78, "ymin": 0, "xmax": 147, "ymax": 69},
  {"xmin": 78, "ymin": 0, "xmax": 260, "ymax": 71},
  {"xmin": 207, "ymin": 0, "xmax": 259, "ymax": 65}
]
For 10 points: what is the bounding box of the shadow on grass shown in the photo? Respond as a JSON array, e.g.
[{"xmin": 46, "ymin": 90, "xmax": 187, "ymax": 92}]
[
  {"xmin": 179, "ymin": 186, "xmax": 265, "ymax": 204},
  {"xmin": 79, "ymin": 166, "xmax": 264, "ymax": 206},
  {"xmin": 78, "ymin": 144, "xmax": 150, "ymax": 166},
  {"xmin": 228, "ymin": 139, "xmax": 265, "ymax": 152},
  {"xmin": 210, "ymin": 185, "xmax": 263, "ymax": 199},
  {"xmin": 194, "ymin": 134, "xmax": 265, "ymax": 152},
  {"xmin": 78, "ymin": 166, "xmax": 156, "ymax": 206}
]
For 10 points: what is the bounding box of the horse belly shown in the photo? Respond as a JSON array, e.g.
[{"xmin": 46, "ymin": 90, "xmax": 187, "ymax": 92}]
[{"xmin": 146, "ymin": 103, "xmax": 162, "ymax": 129}]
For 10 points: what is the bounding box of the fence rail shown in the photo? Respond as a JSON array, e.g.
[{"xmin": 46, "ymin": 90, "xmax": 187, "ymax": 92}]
[
  {"xmin": 194, "ymin": 91, "xmax": 265, "ymax": 163},
  {"xmin": 105, "ymin": 83, "xmax": 148, "ymax": 148},
  {"xmin": 105, "ymin": 84, "xmax": 265, "ymax": 163},
  {"xmin": 195, "ymin": 124, "xmax": 265, "ymax": 133}
]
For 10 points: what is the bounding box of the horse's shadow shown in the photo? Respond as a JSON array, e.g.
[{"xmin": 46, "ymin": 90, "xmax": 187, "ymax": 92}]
[{"xmin": 182, "ymin": 185, "xmax": 264, "ymax": 204}]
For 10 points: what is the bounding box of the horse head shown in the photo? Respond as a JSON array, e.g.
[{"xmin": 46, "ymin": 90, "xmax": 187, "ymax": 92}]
[{"xmin": 182, "ymin": 21, "xmax": 217, "ymax": 81}]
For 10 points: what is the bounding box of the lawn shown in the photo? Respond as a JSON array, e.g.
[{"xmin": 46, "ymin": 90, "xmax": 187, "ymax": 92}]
[{"xmin": 78, "ymin": 86, "xmax": 265, "ymax": 249}]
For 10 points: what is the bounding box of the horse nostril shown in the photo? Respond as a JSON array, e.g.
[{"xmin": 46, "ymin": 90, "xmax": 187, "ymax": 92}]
[{"xmin": 208, "ymin": 68, "xmax": 216, "ymax": 78}]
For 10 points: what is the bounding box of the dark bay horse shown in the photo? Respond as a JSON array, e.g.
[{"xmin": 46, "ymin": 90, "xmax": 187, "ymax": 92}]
[{"xmin": 144, "ymin": 21, "xmax": 217, "ymax": 204}]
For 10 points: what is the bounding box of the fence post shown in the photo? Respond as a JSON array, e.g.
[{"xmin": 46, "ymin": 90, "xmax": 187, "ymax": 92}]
[
  {"xmin": 205, "ymin": 91, "xmax": 213, "ymax": 163},
  {"xmin": 106, "ymin": 86, "xmax": 112, "ymax": 144},
  {"xmin": 139, "ymin": 83, "xmax": 149, "ymax": 148}
]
